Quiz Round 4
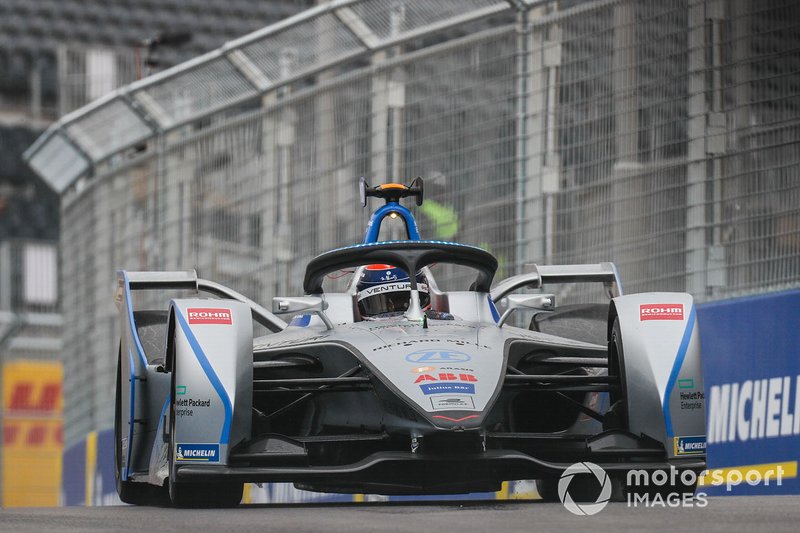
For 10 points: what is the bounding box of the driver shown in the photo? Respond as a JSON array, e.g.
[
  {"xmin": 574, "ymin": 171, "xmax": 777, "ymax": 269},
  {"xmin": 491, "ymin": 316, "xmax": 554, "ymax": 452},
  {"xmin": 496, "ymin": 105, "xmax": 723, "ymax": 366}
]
[
  {"xmin": 357, "ymin": 265, "xmax": 428, "ymax": 318},
  {"xmin": 356, "ymin": 264, "xmax": 454, "ymax": 320}
]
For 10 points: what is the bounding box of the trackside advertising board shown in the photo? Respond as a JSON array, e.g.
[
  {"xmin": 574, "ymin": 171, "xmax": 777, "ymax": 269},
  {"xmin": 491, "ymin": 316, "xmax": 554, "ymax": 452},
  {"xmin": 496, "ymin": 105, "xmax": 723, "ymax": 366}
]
[
  {"xmin": 698, "ymin": 289, "xmax": 800, "ymax": 495},
  {"xmin": 61, "ymin": 429, "xmax": 121, "ymax": 506},
  {"xmin": 2, "ymin": 361, "xmax": 63, "ymax": 507}
]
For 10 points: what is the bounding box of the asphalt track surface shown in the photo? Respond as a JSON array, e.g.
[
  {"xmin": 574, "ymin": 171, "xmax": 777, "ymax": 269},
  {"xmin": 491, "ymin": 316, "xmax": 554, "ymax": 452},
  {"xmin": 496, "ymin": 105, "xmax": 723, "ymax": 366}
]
[{"xmin": 2, "ymin": 497, "xmax": 800, "ymax": 532}]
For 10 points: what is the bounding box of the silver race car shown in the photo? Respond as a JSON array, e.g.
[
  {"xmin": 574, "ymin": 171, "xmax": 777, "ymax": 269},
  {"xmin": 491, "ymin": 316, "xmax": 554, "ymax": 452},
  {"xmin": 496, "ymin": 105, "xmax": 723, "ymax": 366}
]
[{"xmin": 114, "ymin": 179, "xmax": 706, "ymax": 507}]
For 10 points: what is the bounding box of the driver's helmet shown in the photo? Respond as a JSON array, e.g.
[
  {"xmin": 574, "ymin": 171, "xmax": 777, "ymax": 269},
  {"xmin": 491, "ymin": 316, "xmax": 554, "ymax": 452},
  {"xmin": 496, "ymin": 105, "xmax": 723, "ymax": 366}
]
[{"xmin": 356, "ymin": 264, "xmax": 430, "ymax": 318}]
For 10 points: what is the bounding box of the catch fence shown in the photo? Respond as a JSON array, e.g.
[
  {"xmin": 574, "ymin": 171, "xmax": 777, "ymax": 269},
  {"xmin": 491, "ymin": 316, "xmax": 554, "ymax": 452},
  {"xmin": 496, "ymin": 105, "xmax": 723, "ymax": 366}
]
[{"xmin": 24, "ymin": 0, "xmax": 800, "ymax": 443}]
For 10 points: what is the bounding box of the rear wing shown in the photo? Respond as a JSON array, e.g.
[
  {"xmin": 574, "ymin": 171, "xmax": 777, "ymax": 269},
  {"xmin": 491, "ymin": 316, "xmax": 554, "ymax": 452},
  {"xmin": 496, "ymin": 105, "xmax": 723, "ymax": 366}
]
[
  {"xmin": 490, "ymin": 263, "xmax": 622, "ymax": 302},
  {"xmin": 117, "ymin": 270, "xmax": 286, "ymax": 332}
]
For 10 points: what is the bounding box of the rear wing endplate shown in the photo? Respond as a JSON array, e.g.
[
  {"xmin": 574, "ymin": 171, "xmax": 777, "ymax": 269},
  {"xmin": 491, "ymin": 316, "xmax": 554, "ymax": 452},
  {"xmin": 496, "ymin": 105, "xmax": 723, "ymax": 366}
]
[
  {"xmin": 490, "ymin": 263, "xmax": 622, "ymax": 302},
  {"xmin": 117, "ymin": 270, "xmax": 286, "ymax": 332}
]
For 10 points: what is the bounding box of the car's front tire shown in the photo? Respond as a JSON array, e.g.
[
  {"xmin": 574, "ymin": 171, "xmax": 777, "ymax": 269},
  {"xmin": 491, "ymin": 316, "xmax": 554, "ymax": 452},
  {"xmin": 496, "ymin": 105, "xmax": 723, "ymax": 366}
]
[
  {"xmin": 536, "ymin": 474, "xmax": 609, "ymax": 503},
  {"xmin": 168, "ymin": 477, "xmax": 244, "ymax": 508},
  {"xmin": 166, "ymin": 334, "xmax": 242, "ymax": 508},
  {"xmin": 114, "ymin": 347, "xmax": 169, "ymax": 505}
]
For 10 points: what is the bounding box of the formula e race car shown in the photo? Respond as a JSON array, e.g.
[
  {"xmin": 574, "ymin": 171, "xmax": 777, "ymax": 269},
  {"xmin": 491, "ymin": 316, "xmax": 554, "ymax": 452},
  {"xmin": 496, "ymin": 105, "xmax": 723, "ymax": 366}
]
[{"xmin": 114, "ymin": 178, "xmax": 706, "ymax": 507}]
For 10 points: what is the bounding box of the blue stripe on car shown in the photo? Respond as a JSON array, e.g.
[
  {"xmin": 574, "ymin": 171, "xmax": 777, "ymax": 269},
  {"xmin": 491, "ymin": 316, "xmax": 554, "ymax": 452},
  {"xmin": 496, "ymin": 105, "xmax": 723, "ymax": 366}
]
[
  {"xmin": 662, "ymin": 305, "xmax": 696, "ymax": 437},
  {"xmin": 487, "ymin": 296, "xmax": 500, "ymax": 323},
  {"xmin": 321, "ymin": 239, "xmax": 489, "ymax": 256},
  {"xmin": 122, "ymin": 272, "xmax": 148, "ymax": 368},
  {"xmin": 174, "ymin": 309, "xmax": 233, "ymax": 444},
  {"xmin": 124, "ymin": 348, "xmax": 135, "ymax": 480},
  {"xmin": 160, "ymin": 394, "xmax": 170, "ymax": 425}
]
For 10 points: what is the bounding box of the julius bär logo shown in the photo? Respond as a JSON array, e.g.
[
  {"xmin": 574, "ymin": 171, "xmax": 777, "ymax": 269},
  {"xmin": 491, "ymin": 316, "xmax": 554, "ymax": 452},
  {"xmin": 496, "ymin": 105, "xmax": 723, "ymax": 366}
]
[
  {"xmin": 639, "ymin": 304, "xmax": 684, "ymax": 321},
  {"xmin": 187, "ymin": 308, "xmax": 232, "ymax": 325}
]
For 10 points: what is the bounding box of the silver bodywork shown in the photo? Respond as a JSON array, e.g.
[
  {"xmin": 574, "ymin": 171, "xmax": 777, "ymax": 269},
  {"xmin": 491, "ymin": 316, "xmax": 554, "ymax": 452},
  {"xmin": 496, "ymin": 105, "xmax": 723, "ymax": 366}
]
[
  {"xmin": 612, "ymin": 292, "xmax": 706, "ymax": 458},
  {"xmin": 115, "ymin": 260, "xmax": 706, "ymax": 498}
]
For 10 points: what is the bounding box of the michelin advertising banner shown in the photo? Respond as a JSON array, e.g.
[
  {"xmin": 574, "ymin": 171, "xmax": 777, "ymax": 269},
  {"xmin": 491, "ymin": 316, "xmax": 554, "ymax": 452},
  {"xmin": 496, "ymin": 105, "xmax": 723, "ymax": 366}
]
[{"xmin": 698, "ymin": 289, "xmax": 800, "ymax": 495}]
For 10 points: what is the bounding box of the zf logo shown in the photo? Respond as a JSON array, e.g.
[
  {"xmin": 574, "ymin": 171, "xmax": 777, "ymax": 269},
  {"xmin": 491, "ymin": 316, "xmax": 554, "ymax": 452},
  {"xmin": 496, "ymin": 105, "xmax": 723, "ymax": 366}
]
[{"xmin": 405, "ymin": 349, "xmax": 472, "ymax": 363}]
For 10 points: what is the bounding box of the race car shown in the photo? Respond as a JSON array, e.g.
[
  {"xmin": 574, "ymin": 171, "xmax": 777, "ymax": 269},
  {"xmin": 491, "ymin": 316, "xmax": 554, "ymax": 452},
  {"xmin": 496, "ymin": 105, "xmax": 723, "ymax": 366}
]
[{"xmin": 114, "ymin": 178, "xmax": 706, "ymax": 507}]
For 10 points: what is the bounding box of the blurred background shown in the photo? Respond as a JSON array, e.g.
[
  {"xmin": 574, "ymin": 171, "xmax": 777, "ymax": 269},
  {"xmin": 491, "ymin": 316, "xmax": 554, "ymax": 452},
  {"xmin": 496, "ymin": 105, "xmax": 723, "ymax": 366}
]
[{"xmin": 2, "ymin": 0, "xmax": 799, "ymax": 506}]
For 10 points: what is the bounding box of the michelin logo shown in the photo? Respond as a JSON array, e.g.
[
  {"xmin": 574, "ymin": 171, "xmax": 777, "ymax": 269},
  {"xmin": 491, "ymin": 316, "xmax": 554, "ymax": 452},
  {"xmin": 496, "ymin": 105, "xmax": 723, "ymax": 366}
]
[
  {"xmin": 708, "ymin": 375, "xmax": 800, "ymax": 443},
  {"xmin": 674, "ymin": 436, "xmax": 706, "ymax": 455},
  {"xmin": 176, "ymin": 443, "xmax": 220, "ymax": 462}
]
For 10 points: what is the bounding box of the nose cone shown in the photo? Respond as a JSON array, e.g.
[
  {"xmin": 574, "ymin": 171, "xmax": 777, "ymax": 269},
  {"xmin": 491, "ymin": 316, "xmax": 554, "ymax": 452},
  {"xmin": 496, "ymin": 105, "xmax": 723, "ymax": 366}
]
[{"xmin": 358, "ymin": 321, "xmax": 505, "ymax": 430}]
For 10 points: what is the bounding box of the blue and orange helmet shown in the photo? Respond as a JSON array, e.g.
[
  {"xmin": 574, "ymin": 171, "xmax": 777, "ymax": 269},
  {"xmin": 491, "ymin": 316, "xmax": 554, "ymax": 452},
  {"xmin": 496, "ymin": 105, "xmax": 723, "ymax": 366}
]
[{"xmin": 356, "ymin": 264, "xmax": 429, "ymax": 317}]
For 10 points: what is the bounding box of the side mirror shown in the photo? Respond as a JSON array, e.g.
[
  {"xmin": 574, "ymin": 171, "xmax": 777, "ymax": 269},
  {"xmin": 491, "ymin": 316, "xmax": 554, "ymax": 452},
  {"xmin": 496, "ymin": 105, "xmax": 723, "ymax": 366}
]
[
  {"xmin": 497, "ymin": 293, "xmax": 556, "ymax": 327},
  {"xmin": 272, "ymin": 296, "xmax": 333, "ymax": 329}
]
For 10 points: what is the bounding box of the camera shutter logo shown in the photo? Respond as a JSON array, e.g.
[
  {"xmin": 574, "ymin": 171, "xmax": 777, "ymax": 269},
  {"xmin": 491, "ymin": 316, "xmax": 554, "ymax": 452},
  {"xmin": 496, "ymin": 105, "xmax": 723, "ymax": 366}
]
[{"xmin": 558, "ymin": 462, "xmax": 612, "ymax": 516}]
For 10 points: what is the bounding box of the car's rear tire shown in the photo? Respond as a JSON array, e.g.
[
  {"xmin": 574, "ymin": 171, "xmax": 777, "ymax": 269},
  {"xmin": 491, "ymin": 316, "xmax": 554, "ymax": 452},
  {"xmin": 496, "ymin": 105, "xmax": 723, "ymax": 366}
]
[{"xmin": 114, "ymin": 347, "xmax": 169, "ymax": 505}]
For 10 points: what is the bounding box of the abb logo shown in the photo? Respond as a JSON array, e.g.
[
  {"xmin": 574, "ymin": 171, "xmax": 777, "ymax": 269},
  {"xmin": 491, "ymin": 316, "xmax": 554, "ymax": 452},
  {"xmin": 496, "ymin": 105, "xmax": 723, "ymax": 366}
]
[
  {"xmin": 187, "ymin": 308, "xmax": 232, "ymax": 325},
  {"xmin": 414, "ymin": 373, "xmax": 478, "ymax": 384},
  {"xmin": 640, "ymin": 304, "xmax": 684, "ymax": 321}
]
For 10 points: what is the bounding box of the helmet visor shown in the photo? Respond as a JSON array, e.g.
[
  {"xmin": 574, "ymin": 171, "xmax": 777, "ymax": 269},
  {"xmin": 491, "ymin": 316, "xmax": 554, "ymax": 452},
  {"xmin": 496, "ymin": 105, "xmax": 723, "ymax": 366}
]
[{"xmin": 357, "ymin": 282, "xmax": 429, "ymax": 316}]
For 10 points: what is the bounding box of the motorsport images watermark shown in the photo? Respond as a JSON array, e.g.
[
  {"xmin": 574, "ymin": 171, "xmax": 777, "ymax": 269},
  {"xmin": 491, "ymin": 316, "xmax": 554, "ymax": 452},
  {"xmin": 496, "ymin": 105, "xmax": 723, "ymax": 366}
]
[
  {"xmin": 557, "ymin": 462, "xmax": 786, "ymax": 515},
  {"xmin": 557, "ymin": 462, "xmax": 612, "ymax": 516}
]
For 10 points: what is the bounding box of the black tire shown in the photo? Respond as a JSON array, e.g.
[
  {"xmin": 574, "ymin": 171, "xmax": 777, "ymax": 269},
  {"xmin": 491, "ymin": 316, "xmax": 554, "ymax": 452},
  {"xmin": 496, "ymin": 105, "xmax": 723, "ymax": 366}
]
[
  {"xmin": 167, "ymin": 337, "xmax": 243, "ymax": 508},
  {"xmin": 529, "ymin": 304, "xmax": 609, "ymax": 346},
  {"xmin": 537, "ymin": 474, "xmax": 607, "ymax": 503},
  {"xmin": 535, "ymin": 478, "xmax": 559, "ymax": 502},
  {"xmin": 167, "ymin": 429, "xmax": 243, "ymax": 508},
  {"xmin": 114, "ymin": 347, "xmax": 169, "ymax": 505},
  {"xmin": 605, "ymin": 317, "xmax": 629, "ymax": 431},
  {"xmin": 168, "ymin": 478, "xmax": 244, "ymax": 508}
]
